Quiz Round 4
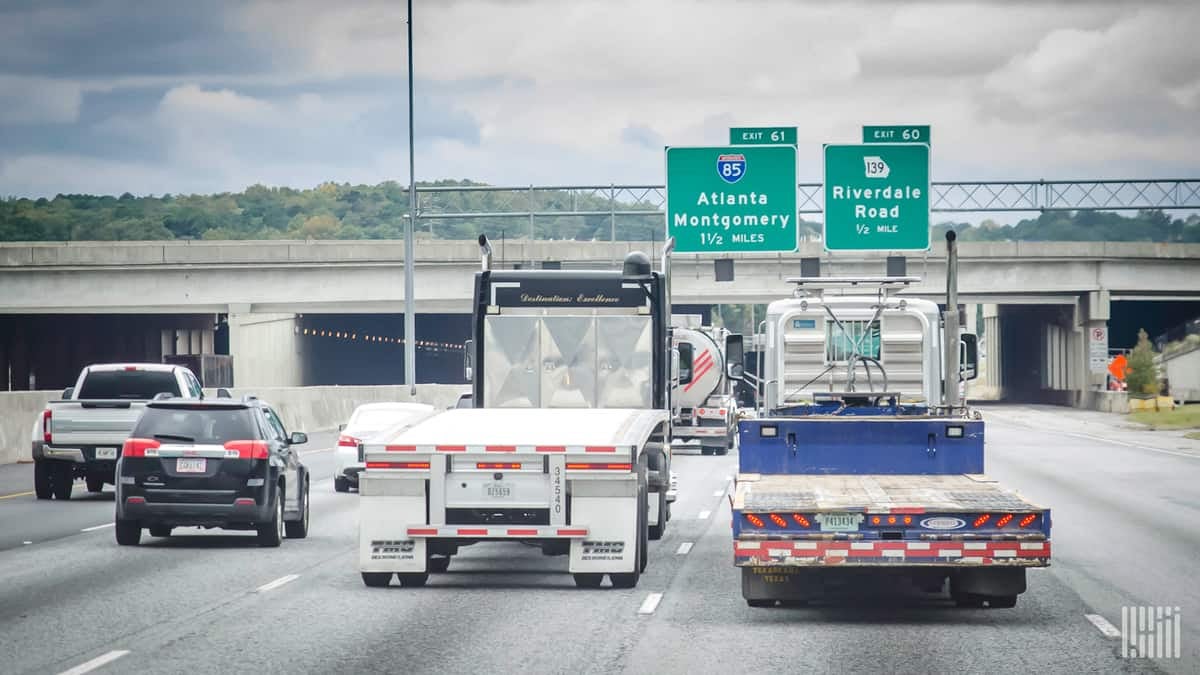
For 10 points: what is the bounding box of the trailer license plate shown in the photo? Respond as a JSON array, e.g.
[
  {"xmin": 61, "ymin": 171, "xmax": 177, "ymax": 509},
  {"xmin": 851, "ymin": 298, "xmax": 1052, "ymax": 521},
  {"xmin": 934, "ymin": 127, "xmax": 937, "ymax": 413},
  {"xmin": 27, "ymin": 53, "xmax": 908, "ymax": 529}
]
[
  {"xmin": 176, "ymin": 458, "xmax": 206, "ymax": 473},
  {"xmin": 484, "ymin": 482, "xmax": 512, "ymax": 499},
  {"xmin": 95, "ymin": 447, "xmax": 118, "ymax": 460},
  {"xmin": 819, "ymin": 513, "xmax": 860, "ymax": 532}
]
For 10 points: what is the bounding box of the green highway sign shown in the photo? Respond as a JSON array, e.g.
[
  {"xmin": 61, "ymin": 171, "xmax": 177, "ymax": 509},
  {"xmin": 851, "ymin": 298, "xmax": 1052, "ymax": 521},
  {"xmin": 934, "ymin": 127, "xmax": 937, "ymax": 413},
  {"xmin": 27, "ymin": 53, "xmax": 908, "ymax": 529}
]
[
  {"xmin": 863, "ymin": 125, "xmax": 930, "ymax": 145},
  {"xmin": 823, "ymin": 143, "xmax": 930, "ymax": 251},
  {"xmin": 666, "ymin": 145, "xmax": 798, "ymax": 253},
  {"xmin": 730, "ymin": 126, "xmax": 797, "ymax": 145}
]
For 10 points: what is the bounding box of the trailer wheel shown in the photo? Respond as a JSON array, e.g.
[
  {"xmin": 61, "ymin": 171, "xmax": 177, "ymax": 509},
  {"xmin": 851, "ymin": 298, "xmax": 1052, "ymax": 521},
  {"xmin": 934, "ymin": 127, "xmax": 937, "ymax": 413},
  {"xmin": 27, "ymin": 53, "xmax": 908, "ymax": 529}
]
[
  {"xmin": 986, "ymin": 595, "xmax": 1018, "ymax": 609},
  {"xmin": 34, "ymin": 460, "xmax": 53, "ymax": 500},
  {"xmin": 428, "ymin": 556, "xmax": 451, "ymax": 573},
  {"xmin": 573, "ymin": 573, "xmax": 604, "ymax": 588},
  {"xmin": 396, "ymin": 573, "xmax": 428, "ymax": 588},
  {"xmin": 361, "ymin": 572, "xmax": 393, "ymax": 587},
  {"xmin": 648, "ymin": 488, "xmax": 667, "ymax": 540}
]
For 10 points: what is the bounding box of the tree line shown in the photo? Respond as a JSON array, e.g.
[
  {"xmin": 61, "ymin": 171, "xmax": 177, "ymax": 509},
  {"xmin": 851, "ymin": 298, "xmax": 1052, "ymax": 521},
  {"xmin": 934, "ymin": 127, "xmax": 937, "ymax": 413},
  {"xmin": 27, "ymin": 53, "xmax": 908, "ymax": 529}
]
[{"xmin": 2, "ymin": 180, "xmax": 1197, "ymax": 242}]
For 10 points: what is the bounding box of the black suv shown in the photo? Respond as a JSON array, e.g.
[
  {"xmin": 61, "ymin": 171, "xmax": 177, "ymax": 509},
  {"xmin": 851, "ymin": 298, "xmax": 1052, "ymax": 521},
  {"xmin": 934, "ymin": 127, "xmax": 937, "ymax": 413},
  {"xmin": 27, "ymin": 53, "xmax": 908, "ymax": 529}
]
[{"xmin": 114, "ymin": 397, "xmax": 310, "ymax": 547}]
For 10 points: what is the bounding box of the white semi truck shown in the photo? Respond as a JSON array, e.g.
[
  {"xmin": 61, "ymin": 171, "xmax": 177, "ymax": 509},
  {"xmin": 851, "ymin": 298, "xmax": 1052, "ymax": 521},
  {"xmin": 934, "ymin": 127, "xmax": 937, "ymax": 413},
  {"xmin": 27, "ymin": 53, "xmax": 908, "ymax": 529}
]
[
  {"xmin": 672, "ymin": 315, "xmax": 742, "ymax": 455},
  {"xmin": 358, "ymin": 239, "xmax": 689, "ymax": 589}
]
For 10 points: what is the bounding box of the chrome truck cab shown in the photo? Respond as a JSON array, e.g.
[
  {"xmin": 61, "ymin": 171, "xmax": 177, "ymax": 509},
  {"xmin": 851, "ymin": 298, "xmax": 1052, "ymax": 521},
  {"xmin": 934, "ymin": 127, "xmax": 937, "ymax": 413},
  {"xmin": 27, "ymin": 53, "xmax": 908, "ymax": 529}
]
[{"xmin": 464, "ymin": 237, "xmax": 678, "ymax": 538}]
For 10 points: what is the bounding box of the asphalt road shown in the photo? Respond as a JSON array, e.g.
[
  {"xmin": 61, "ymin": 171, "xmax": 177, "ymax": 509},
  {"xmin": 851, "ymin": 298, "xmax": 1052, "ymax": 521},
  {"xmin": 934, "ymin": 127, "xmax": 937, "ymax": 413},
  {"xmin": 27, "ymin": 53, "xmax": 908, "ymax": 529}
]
[{"xmin": 0, "ymin": 407, "xmax": 1192, "ymax": 674}]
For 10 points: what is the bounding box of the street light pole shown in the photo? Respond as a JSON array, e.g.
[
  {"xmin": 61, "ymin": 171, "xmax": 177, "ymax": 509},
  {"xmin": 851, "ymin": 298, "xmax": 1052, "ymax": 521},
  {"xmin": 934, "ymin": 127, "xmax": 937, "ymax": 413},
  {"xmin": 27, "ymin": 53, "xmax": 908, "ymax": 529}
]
[{"xmin": 404, "ymin": 0, "xmax": 416, "ymax": 395}]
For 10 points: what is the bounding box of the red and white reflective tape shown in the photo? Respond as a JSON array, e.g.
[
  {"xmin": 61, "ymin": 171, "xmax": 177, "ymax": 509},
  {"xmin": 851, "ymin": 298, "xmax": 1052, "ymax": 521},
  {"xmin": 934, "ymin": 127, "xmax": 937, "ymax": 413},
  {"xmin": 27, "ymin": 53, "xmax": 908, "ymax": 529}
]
[
  {"xmin": 734, "ymin": 539, "xmax": 1050, "ymax": 563},
  {"xmin": 406, "ymin": 525, "xmax": 589, "ymax": 538},
  {"xmin": 677, "ymin": 428, "xmax": 727, "ymax": 437},
  {"xmin": 374, "ymin": 444, "xmax": 625, "ymax": 454}
]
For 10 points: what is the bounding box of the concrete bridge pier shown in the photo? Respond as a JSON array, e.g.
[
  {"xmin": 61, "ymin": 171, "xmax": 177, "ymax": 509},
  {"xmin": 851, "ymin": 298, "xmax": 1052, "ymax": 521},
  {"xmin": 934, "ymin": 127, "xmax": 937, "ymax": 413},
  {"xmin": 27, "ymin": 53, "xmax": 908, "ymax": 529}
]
[{"xmin": 225, "ymin": 305, "xmax": 306, "ymax": 388}]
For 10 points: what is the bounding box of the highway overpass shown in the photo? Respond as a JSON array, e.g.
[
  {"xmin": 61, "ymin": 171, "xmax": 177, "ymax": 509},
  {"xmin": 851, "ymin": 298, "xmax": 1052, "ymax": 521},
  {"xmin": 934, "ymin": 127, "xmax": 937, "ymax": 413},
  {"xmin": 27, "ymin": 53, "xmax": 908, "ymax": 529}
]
[{"xmin": 1, "ymin": 239, "xmax": 1198, "ymax": 406}]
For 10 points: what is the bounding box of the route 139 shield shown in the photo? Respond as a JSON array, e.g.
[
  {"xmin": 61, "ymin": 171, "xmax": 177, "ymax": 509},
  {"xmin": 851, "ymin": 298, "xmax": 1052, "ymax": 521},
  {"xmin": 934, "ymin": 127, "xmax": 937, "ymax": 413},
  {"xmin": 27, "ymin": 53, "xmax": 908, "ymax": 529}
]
[{"xmin": 716, "ymin": 153, "xmax": 746, "ymax": 184}]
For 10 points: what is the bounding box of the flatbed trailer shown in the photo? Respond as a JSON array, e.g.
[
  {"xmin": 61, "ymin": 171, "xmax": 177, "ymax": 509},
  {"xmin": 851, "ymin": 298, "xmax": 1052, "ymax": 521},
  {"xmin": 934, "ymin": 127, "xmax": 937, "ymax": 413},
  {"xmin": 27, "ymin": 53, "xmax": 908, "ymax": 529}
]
[{"xmin": 359, "ymin": 407, "xmax": 669, "ymax": 589}]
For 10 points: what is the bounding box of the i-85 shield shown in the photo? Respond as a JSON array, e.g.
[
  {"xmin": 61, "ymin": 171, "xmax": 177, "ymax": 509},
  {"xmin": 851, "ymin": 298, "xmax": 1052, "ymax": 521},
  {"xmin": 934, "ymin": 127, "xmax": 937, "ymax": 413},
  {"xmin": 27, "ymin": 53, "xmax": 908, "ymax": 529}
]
[{"xmin": 717, "ymin": 153, "xmax": 746, "ymax": 184}]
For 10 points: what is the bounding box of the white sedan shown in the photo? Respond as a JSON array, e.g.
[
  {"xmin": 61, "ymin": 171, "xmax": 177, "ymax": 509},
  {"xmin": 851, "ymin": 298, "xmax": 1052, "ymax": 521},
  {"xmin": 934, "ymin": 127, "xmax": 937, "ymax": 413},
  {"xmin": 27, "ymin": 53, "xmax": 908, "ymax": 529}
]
[{"xmin": 335, "ymin": 402, "xmax": 437, "ymax": 492}]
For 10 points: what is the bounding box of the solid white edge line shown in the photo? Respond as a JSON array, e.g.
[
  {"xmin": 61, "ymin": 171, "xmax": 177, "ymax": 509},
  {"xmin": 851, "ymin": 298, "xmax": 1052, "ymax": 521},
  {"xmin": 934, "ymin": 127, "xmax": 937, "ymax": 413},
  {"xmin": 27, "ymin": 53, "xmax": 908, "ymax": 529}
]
[
  {"xmin": 255, "ymin": 574, "xmax": 301, "ymax": 593},
  {"xmin": 638, "ymin": 592, "xmax": 664, "ymax": 615},
  {"xmin": 675, "ymin": 542, "xmax": 694, "ymax": 555},
  {"xmin": 1084, "ymin": 613, "xmax": 1122, "ymax": 639},
  {"xmin": 698, "ymin": 510, "xmax": 711, "ymax": 520},
  {"xmin": 57, "ymin": 650, "xmax": 130, "ymax": 675},
  {"xmin": 80, "ymin": 523, "xmax": 115, "ymax": 532}
]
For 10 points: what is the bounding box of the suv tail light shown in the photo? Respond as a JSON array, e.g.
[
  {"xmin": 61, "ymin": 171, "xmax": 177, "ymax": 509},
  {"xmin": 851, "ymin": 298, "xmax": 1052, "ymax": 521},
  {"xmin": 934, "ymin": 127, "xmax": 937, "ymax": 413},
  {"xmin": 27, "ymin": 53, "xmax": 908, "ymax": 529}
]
[
  {"xmin": 123, "ymin": 438, "xmax": 162, "ymax": 458},
  {"xmin": 224, "ymin": 440, "xmax": 270, "ymax": 459},
  {"xmin": 43, "ymin": 409, "xmax": 52, "ymax": 444},
  {"xmin": 337, "ymin": 434, "xmax": 360, "ymax": 448}
]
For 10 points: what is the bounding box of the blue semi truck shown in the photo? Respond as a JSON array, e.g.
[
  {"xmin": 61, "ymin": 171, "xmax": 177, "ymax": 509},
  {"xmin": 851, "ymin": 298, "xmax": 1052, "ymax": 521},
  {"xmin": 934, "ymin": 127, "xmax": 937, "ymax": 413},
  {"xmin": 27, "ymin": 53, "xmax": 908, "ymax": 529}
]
[{"xmin": 732, "ymin": 236, "xmax": 1051, "ymax": 608}]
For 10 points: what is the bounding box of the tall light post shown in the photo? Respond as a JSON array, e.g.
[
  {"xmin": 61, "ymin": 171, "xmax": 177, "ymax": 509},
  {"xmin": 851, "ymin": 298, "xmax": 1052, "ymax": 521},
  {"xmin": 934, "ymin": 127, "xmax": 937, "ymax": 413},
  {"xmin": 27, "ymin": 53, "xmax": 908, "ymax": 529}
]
[{"xmin": 404, "ymin": 0, "xmax": 416, "ymax": 395}]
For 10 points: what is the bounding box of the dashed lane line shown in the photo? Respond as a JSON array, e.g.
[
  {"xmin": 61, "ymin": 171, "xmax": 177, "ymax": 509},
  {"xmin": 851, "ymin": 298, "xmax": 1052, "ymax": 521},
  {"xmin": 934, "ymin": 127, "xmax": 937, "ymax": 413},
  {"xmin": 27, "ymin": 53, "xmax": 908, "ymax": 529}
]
[
  {"xmin": 57, "ymin": 650, "xmax": 130, "ymax": 675},
  {"xmin": 256, "ymin": 574, "xmax": 301, "ymax": 593},
  {"xmin": 0, "ymin": 490, "xmax": 35, "ymax": 500},
  {"xmin": 1085, "ymin": 613, "xmax": 1122, "ymax": 639},
  {"xmin": 80, "ymin": 523, "xmax": 114, "ymax": 532},
  {"xmin": 675, "ymin": 542, "xmax": 694, "ymax": 555},
  {"xmin": 698, "ymin": 510, "xmax": 711, "ymax": 520},
  {"xmin": 638, "ymin": 593, "xmax": 664, "ymax": 615}
]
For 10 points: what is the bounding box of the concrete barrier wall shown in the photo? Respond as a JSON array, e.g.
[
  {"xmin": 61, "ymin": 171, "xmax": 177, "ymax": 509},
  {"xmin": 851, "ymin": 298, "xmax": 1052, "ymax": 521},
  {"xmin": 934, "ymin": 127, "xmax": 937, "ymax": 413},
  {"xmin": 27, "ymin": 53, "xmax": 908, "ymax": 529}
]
[{"xmin": 0, "ymin": 384, "xmax": 469, "ymax": 466}]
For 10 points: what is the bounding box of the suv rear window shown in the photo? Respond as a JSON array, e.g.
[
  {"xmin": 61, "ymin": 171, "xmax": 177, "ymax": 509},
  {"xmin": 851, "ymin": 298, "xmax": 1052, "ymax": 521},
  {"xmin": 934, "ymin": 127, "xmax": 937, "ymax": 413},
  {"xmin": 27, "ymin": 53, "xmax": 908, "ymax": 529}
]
[
  {"xmin": 78, "ymin": 370, "xmax": 181, "ymax": 399},
  {"xmin": 134, "ymin": 407, "xmax": 257, "ymax": 445}
]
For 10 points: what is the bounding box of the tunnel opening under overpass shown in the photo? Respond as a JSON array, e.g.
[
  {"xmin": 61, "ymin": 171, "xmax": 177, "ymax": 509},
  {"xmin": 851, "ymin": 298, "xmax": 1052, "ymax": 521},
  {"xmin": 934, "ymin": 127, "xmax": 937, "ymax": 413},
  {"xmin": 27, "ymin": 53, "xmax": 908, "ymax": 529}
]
[
  {"xmin": 1110, "ymin": 300, "xmax": 1200, "ymax": 350},
  {"xmin": 297, "ymin": 314, "xmax": 470, "ymax": 386},
  {"xmin": 0, "ymin": 314, "xmax": 219, "ymax": 392}
]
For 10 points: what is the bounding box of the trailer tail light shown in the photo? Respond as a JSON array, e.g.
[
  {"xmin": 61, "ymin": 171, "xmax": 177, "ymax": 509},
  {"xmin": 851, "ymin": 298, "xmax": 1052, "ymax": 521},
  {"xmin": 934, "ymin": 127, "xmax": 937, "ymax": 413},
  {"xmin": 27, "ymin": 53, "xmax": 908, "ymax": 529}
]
[
  {"xmin": 124, "ymin": 366, "xmax": 138, "ymax": 371},
  {"xmin": 996, "ymin": 514, "xmax": 1014, "ymax": 528},
  {"xmin": 1019, "ymin": 514, "xmax": 1037, "ymax": 528},
  {"xmin": 792, "ymin": 514, "xmax": 811, "ymax": 528},
  {"xmin": 769, "ymin": 513, "xmax": 788, "ymax": 528},
  {"xmin": 234, "ymin": 498, "xmax": 256, "ymax": 506},
  {"xmin": 973, "ymin": 514, "xmax": 991, "ymax": 528},
  {"xmin": 367, "ymin": 461, "xmax": 430, "ymax": 470},
  {"xmin": 224, "ymin": 440, "xmax": 270, "ymax": 460},
  {"xmin": 745, "ymin": 514, "xmax": 765, "ymax": 528},
  {"xmin": 718, "ymin": 408, "xmax": 727, "ymax": 416},
  {"xmin": 903, "ymin": 516, "xmax": 912, "ymax": 525},
  {"xmin": 337, "ymin": 434, "xmax": 360, "ymax": 448},
  {"xmin": 122, "ymin": 438, "xmax": 162, "ymax": 458},
  {"xmin": 565, "ymin": 462, "xmax": 632, "ymax": 471},
  {"xmin": 476, "ymin": 462, "xmax": 521, "ymax": 470},
  {"xmin": 697, "ymin": 408, "xmax": 706, "ymax": 416},
  {"xmin": 43, "ymin": 409, "xmax": 52, "ymax": 443}
]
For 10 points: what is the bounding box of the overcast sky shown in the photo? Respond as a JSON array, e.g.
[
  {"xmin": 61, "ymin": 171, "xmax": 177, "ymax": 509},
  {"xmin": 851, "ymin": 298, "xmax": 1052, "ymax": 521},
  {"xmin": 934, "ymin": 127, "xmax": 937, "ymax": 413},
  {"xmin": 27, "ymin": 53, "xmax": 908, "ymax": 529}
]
[{"xmin": 0, "ymin": 0, "xmax": 1197, "ymax": 199}]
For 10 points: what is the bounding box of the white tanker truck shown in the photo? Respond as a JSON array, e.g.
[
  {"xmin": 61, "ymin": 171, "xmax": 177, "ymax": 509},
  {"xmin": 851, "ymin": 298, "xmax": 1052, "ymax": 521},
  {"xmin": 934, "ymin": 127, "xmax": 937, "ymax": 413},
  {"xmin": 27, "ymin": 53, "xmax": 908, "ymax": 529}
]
[{"xmin": 671, "ymin": 315, "xmax": 743, "ymax": 456}]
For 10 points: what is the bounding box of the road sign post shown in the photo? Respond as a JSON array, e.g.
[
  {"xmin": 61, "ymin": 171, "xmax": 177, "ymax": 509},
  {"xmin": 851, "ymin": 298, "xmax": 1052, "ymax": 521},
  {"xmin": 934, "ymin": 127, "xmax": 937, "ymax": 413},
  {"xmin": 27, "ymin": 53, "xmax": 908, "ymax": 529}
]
[
  {"xmin": 823, "ymin": 143, "xmax": 930, "ymax": 251},
  {"xmin": 666, "ymin": 145, "xmax": 797, "ymax": 254},
  {"xmin": 729, "ymin": 127, "xmax": 797, "ymax": 145}
]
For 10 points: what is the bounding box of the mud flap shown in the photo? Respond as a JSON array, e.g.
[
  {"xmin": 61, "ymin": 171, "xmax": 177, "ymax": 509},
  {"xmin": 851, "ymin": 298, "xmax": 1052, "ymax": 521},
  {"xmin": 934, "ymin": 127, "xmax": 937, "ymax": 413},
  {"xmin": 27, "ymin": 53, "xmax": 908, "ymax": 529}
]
[
  {"xmin": 358, "ymin": 474, "xmax": 427, "ymax": 573},
  {"xmin": 741, "ymin": 566, "xmax": 823, "ymax": 602},
  {"xmin": 569, "ymin": 477, "xmax": 638, "ymax": 574},
  {"xmin": 951, "ymin": 567, "xmax": 1026, "ymax": 597}
]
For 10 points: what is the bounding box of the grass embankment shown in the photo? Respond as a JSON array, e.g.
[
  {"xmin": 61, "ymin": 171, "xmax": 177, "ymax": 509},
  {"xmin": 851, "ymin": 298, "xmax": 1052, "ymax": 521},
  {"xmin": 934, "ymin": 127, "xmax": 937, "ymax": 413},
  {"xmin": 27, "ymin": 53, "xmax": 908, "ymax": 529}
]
[{"xmin": 1130, "ymin": 405, "xmax": 1200, "ymax": 435}]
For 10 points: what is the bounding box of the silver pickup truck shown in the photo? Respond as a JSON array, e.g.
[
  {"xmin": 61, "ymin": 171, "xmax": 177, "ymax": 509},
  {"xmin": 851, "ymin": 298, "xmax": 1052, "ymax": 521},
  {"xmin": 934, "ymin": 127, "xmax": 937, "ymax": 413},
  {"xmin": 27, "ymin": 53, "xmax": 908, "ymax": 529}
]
[{"xmin": 33, "ymin": 363, "xmax": 208, "ymax": 500}]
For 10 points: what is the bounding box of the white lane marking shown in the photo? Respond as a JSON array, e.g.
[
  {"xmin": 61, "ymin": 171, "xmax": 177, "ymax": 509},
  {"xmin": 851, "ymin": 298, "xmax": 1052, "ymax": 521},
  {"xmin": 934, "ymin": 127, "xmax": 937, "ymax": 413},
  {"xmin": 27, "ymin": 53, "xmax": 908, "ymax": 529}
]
[
  {"xmin": 255, "ymin": 574, "xmax": 300, "ymax": 593},
  {"xmin": 698, "ymin": 510, "xmax": 711, "ymax": 520},
  {"xmin": 675, "ymin": 542, "xmax": 694, "ymax": 555},
  {"xmin": 23, "ymin": 541, "xmax": 32, "ymax": 545},
  {"xmin": 57, "ymin": 650, "xmax": 130, "ymax": 675},
  {"xmin": 1085, "ymin": 613, "xmax": 1122, "ymax": 639},
  {"xmin": 638, "ymin": 592, "xmax": 664, "ymax": 615},
  {"xmin": 80, "ymin": 523, "xmax": 115, "ymax": 532},
  {"xmin": 712, "ymin": 489, "xmax": 725, "ymax": 497},
  {"xmin": 300, "ymin": 447, "xmax": 334, "ymax": 457}
]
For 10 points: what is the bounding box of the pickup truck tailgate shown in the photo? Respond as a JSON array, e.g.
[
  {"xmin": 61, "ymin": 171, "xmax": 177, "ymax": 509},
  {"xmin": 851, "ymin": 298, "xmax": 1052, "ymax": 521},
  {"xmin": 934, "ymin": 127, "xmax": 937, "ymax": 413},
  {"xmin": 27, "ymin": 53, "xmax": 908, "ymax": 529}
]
[{"xmin": 48, "ymin": 402, "xmax": 146, "ymax": 447}]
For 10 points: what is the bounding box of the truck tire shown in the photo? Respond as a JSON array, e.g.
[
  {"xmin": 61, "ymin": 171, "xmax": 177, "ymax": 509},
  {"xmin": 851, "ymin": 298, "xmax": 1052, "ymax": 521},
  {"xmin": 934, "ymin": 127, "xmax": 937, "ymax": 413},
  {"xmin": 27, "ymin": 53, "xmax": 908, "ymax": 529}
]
[
  {"xmin": 428, "ymin": 556, "xmax": 451, "ymax": 573},
  {"xmin": 256, "ymin": 487, "xmax": 284, "ymax": 547},
  {"xmin": 334, "ymin": 476, "xmax": 350, "ymax": 493},
  {"xmin": 86, "ymin": 476, "xmax": 105, "ymax": 493},
  {"xmin": 115, "ymin": 519, "xmax": 141, "ymax": 546},
  {"xmin": 284, "ymin": 478, "xmax": 310, "ymax": 539},
  {"xmin": 34, "ymin": 460, "xmax": 53, "ymax": 500},
  {"xmin": 986, "ymin": 595, "xmax": 1017, "ymax": 609},
  {"xmin": 362, "ymin": 572, "xmax": 393, "ymax": 587},
  {"xmin": 573, "ymin": 573, "xmax": 604, "ymax": 588},
  {"xmin": 396, "ymin": 573, "xmax": 428, "ymax": 588},
  {"xmin": 648, "ymin": 488, "xmax": 667, "ymax": 540},
  {"xmin": 52, "ymin": 464, "xmax": 73, "ymax": 500},
  {"xmin": 610, "ymin": 480, "xmax": 647, "ymax": 589}
]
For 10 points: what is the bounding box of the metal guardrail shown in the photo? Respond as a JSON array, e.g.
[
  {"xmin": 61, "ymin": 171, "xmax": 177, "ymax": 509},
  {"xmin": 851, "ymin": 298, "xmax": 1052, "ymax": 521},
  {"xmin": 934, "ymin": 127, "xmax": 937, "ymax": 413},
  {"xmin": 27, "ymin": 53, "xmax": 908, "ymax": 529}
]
[{"xmin": 406, "ymin": 179, "xmax": 1200, "ymax": 220}]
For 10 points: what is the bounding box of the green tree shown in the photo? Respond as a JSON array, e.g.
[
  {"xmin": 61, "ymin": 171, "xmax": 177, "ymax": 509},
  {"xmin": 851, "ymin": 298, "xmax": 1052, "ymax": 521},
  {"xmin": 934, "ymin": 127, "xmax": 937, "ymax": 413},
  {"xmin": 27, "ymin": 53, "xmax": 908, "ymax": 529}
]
[{"xmin": 1124, "ymin": 328, "xmax": 1159, "ymax": 396}]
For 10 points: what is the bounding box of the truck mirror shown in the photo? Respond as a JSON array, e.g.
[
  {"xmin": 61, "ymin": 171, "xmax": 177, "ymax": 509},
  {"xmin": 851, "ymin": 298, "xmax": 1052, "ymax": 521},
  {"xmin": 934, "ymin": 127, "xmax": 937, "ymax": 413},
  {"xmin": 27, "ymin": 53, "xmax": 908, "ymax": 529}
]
[
  {"xmin": 960, "ymin": 334, "xmax": 979, "ymax": 381},
  {"xmin": 677, "ymin": 342, "xmax": 694, "ymax": 385},
  {"xmin": 725, "ymin": 334, "xmax": 745, "ymax": 381},
  {"xmin": 62, "ymin": 387, "xmax": 74, "ymax": 400},
  {"xmin": 464, "ymin": 339, "xmax": 474, "ymax": 382}
]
